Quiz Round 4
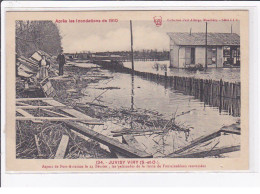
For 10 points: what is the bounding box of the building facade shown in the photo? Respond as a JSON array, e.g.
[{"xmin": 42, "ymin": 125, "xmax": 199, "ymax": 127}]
[{"xmin": 168, "ymin": 32, "xmax": 240, "ymax": 68}]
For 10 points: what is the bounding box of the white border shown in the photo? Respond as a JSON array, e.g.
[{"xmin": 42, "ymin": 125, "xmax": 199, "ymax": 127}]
[{"xmin": 1, "ymin": 1, "xmax": 259, "ymax": 187}]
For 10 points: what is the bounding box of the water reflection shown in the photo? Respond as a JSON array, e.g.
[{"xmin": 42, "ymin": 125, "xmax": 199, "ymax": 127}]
[
  {"xmin": 82, "ymin": 71, "xmax": 238, "ymax": 135},
  {"xmin": 130, "ymin": 73, "xmax": 134, "ymax": 129},
  {"xmin": 79, "ymin": 67, "xmax": 239, "ymax": 157}
]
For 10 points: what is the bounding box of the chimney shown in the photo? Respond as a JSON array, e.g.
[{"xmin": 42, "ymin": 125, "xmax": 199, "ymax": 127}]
[
  {"xmin": 231, "ymin": 24, "xmax": 233, "ymax": 34},
  {"xmin": 190, "ymin": 28, "xmax": 192, "ymax": 35}
]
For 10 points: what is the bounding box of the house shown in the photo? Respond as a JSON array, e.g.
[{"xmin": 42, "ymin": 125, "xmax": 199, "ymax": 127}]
[{"xmin": 167, "ymin": 32, "xmax": 240, "ymax": 68}]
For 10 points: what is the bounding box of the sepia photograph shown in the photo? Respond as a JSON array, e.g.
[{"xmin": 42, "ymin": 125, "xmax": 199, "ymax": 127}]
[
  {"xmin": 4, "ymin": 10, "xmax": 248, "ymax": 171},
  {"xmin": 15, "ymin": 18, "xmax": 241, "ymax": 159}
]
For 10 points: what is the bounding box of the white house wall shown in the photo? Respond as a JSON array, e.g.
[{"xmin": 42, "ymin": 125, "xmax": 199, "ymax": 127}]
[
  {"xmin": 195, "ymin": 46, "xmax": 206, "ymax": 67},
  {"xmin": 179, "ymin": 47, "xmax": 186, "ymax": 68},
  {"xmin": 170, "ymin": 45, "xmax": 179, "ymax": 68}
]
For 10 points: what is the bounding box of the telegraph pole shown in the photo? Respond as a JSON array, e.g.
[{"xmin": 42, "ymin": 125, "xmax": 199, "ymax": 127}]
[
  {"xmin": 130, "ymin": 20, "xmax": 135, "ymax": 128},
  {"xmin": 130, "ymin": 20, "xmax": 134, "ymax": 72},
  {"xmin": 205, "ymin": 22, "xmax": 208, "ymax": 70}
]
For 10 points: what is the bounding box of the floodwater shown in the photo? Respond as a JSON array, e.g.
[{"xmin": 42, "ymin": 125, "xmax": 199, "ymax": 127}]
[
  {"xmin": 123, "ymin": 61, "xmax": 240, "ymax": 83},
  {"xmin": 75, "ymin": 62, "xmax": 240, "ymax": 157}
]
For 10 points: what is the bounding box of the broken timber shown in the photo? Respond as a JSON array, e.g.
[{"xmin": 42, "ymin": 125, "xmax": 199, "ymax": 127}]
[
  {"xmin": 168, "ymin": 126, "xmax": 241, "ymax": 156},
  {"xmin": 16, "ymin": 98, "xmax": 103, "ymax": 125},
  {"xmin": 122, "ymin": 135, "xmax": 146, "ymax": 152},
  {"xmin": 55, "ymin": 135, "xmax": 70, "ymax": 159},
  {"xmin": 169, "ymin": 146, "xmax": 240, "ymax": 158},
  {"xmin": 16, "ymin": 98, "xmax": 152, "ymax": 158},
  {"xmin": 64, "ymin": 121, "xmax": 152, "ymax": 158},
  {"xmin": 16, "ymin": 116, "xmax": 101, "ymax": 123},
  {"xmin": 16, "ymin": 109, "xmax": 43, "ymax": 123}
]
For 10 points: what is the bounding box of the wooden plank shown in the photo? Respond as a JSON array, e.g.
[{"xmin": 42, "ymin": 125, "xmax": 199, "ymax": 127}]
[
  {"xmin": 34, "ymin": 135, "xmax": 43, "ymax": 156},
  {"xmin": 64, "ymin": 121, "xmax": 153, "ymax": 158},
  {"xmin": 122, "ymin": 135, "xmax": 146, "ymax": 152},
  {"xmin": 16, "ymin": 105, "xmax": 68, "ymax": 109},
  {"xmin": 16, "ymin": 109, "xmax": 43, "ymax": 123},
  {"xmin": 16, "ymin": 116, "xmax": 103, "ymax": 124},
  {"xmin": 16, "ymin": 106, "xmax": 57, "ymax": 109},
  {"xmin": 16, "ymin": 102, "xmax": 31, "ymax": 106},
  {"xmin": 54, "ymin": 135, "xmax": 70, "ymax": 159},
  {"xmin": 221, "ymin": 128, "xmax": 241, "ymax": 135},
  {"xmin": 42, "ymin": 99, "xmax": 95, "ymax": 120},
  {"xmin": 16, "ymin": 98, "xmax": 53, "ymax": 102},
  {"xmin": 169, "ymin": 145, "xmax": 240, "ymax": 158},
  {"xmin": 172, "ymin": 131, "xmax": 221, "ymax": 154},
  {"xmin": 109, "ymin": 148, "xmax": 126, "ymax": 158},
  {"xmin": 41, "ymin": 109, "xmax": 70, "ymax": 118}
]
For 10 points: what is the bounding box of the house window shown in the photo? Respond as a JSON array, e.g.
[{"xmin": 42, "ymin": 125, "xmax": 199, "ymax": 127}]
[
  {"xmin": 185, "ymin": 47, "xmax": 195, "ymax": 65},
  {"xmin": 191, "ymin": 48, "xmax": 195, "ymax": 64},
  {"xmin": 207, "ymin": 47, "xmax": 217, "ymax": 65},
  {"xmin": 223, "ymin": 46, "xmax": 240, "ymax": 66}
]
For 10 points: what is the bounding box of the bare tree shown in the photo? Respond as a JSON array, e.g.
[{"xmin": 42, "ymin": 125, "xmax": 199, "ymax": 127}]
[{"xmin": 16, "ymin": 20, "xmax": 62, "ymax": 57}]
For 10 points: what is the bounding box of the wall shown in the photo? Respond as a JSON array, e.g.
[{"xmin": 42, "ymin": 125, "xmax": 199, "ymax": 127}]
[
  {"xmin": 195, "ymin": 46, "xmax": 206, "ymax": 67},
  {"xmin": 169, "ymin": 39, "xmax": 180, "ymax": 68},
  {"xmin": 170, "ymin": 46, "xmax": 179, "ymax": 68},
  {"xmin": 178, "ymin": 47, "xmax": 186, "ymax": 68}
]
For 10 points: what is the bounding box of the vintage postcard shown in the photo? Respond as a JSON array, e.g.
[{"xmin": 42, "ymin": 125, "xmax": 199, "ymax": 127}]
[{"xmin": 5, "ymin": 10, "xmax": 248, "ymax": 172}]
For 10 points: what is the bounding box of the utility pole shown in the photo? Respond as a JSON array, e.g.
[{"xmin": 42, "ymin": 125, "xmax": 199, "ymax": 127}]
[
  {"xmin": 130, "ymin": 20, "xmax": 134, "ymax": 72},
  {"xmin": 205, "ymin": 22, "xmax": 208, "ymax": 70},
  {"xmin": 130, "ymin": 20, "xmax": 135, "ymax": 128}
]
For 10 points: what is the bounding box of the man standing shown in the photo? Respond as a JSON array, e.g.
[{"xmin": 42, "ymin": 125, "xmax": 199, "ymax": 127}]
[{"xmin": 57, "ymin": 49, "xmax": 66, "ymax": 76}]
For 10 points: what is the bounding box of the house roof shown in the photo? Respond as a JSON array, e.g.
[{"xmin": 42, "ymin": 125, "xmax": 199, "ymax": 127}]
[{"xmin": 167, "ymin": 32, "xmax": 240, "ymax": 46}]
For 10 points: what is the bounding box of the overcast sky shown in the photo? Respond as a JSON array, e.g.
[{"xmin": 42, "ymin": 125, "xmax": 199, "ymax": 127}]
[{"xmin": 57, "ymin": 20, "xmax": 239, "ymax": 53}]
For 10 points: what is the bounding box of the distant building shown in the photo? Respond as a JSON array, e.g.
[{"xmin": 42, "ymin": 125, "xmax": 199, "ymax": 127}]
[{"xmin": 167, "ymin": 32, "xmax": 240, "ymax": 68}]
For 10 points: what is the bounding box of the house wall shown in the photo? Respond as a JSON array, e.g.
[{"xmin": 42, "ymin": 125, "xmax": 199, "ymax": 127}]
[
  {"xmin": 217, "ymin": 46, "xmax": 223, "ymax": 67},
  {"xmin": 178, "ymin": 47, "xmax": 186, "ymax": 68},
  {"xmin": 170, "ymin": 44, "xmax": 179, "ymax": 68},
  {"xmin": 195, "ymin": 46, "xmax": 206, "ymax": 67},
  {"xmin": 169, "ymin": 40, "xmax": 226, "ymax": 68}
]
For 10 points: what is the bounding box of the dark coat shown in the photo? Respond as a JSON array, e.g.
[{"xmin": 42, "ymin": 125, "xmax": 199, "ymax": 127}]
[{"xmin": 57, "ymin": 54, "xmax": 66, "ymax": 65}]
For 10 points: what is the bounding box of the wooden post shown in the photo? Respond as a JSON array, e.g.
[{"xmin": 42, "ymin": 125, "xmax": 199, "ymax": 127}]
[
  {"xmin": 130, "ymin": 20, "xmax": 134, "ymax": 72},
  {"xmin": 219, "ymin": 79, "xmax": 223, "ymax": 113},
  {"xmin": 205, "ymin": 22, "xmax": 208, "ymax": 70}
]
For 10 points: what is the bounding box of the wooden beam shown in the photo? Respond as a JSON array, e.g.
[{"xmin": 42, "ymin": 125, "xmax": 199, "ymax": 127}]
[
  {"xmin": 42, "ymin": 99, "xmax": 95, "ymax": 121},
  {"xmin": 41, "ymin": 109, "xmax": 70, "ymax": 118},
  {"xmin": 169, "ymin": 145, "xmax": 240, "ymax": 158},
  {"xmin": 16, "ymin": 109, "xmax": 43, "ymax": 123},
  {"xmin": 64, "ymin": 121, "xmax": 153, "ymax": 158},
  {"xmin": 34, "ymin": 135, "xmax": 43, "ymax": 156},
  {"xmin": 16, "ymin": 102, "xmax": 31, "ymax": 106},
  {"xmin": 16, "ymin": 98, "xmax": 54, "ymax": 102},
  {"xmin": 109, "ymin": 148, "xmax": 126, "ymax": 158},
  {"xmin": 16, "ymin": 116, "xmax": 103, "ymax": 124},
  {"xmin": 172, "ymin": 131, "xmax": 222, "ymax": 155},
  {"xmin": 220, "ymin": 128, "xmax": 241, "ymax": 135},
  {"xmin": 54, "ymin": 135, "xmax": 70, "ymax": 159},
  {"xmin": 16, "ymin": 105, "xmax": 69, "ymax": 109},
  {"xmin": 122, "ymin": 135, "xmax": 146, "ymax": 152}
]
